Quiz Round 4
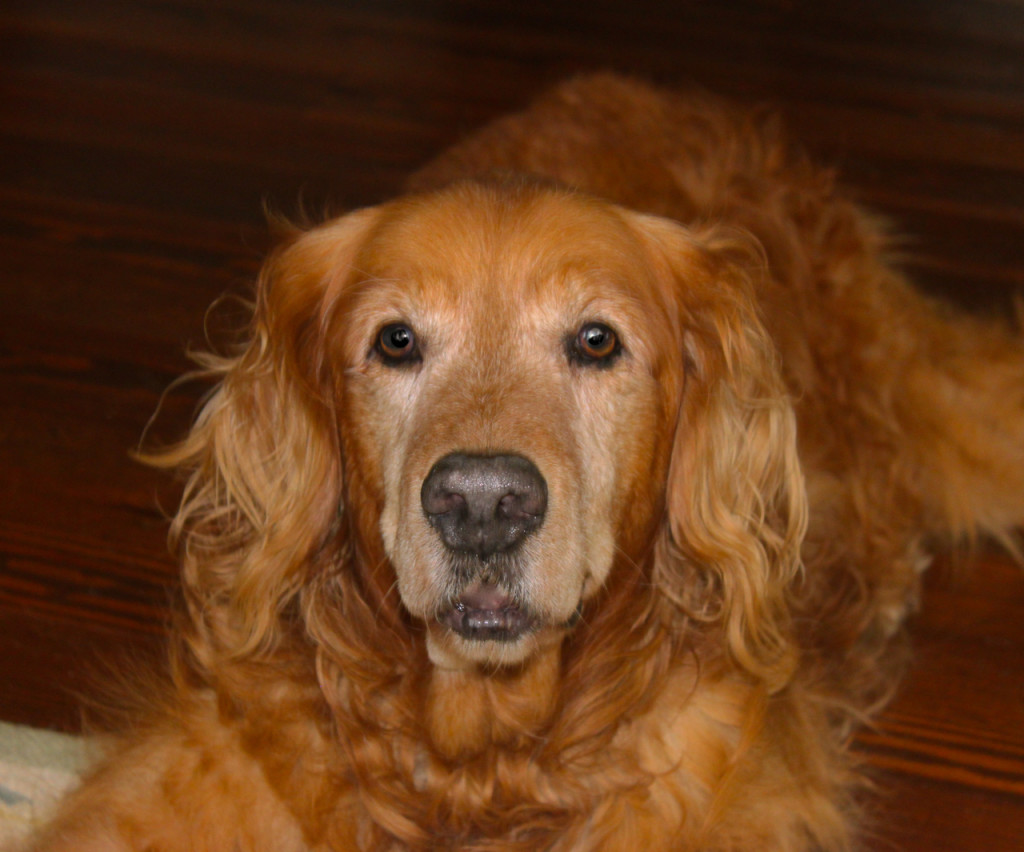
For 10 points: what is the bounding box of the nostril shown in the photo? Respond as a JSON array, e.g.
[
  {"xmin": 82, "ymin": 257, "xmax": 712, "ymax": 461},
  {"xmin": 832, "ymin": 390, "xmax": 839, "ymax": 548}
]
[
  {"xmin": 421, "ymin": 453, "xmax": 547, "ymax": 558},
  {"xmin": 497, "ymin": 493, "xmax": 523, "ymax": 521},
  {"xmin": 422, "ymin": 487, "xmax": 466, "ymax": 518},
  {"xmin": 497, "ymin": 487, "xmax": 545, "ymax": 522}
]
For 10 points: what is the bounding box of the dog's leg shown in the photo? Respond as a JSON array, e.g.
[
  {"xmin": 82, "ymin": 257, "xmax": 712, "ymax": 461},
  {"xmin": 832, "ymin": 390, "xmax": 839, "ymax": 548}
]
[
  {"xmin": 20, "ymin": 715, "xmax": 316, "ymax": 852},
  {"xmin": 889, "ymin": 303, "xmax": 1024, "ymax": 552}
]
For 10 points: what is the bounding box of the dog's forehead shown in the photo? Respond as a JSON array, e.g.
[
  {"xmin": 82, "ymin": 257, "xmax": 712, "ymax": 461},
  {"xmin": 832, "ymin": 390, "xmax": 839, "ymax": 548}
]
[{"xmin": 355, "ymin": 183, "xmax": 658, "ymax": 310}]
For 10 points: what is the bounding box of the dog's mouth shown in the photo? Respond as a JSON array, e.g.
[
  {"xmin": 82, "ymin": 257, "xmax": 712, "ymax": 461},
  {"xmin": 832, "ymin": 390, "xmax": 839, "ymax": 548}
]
[{"xmin": 438, "ymin": 582, "xmax": 537, "ymax": 642}]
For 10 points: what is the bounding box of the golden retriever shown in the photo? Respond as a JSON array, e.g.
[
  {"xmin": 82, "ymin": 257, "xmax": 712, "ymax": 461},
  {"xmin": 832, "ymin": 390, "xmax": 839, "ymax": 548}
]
[{"xmin": 20, "ymin": 74, "xmax": 1024, "ymax": 852}]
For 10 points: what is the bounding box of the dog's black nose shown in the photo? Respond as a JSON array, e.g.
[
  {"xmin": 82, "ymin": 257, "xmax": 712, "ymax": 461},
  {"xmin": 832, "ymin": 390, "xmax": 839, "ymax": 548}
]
[{"xmin": 421, "ymin": 453, "xmax": 547, "ymax": 559}]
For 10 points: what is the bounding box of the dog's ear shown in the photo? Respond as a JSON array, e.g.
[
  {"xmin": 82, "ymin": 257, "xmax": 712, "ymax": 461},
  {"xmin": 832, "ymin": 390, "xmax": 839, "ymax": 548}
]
[
  {"xmin": 147, "ymin": 209, "xmax": 380, "ymax": 665},
  {"xmin": 630, "ymin": 213, "xmax": 807, "ymax": 691}
]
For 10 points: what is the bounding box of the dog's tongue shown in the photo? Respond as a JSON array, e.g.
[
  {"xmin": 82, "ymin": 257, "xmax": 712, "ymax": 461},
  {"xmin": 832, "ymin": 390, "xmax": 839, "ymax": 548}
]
[
  {"xmin": 443, "ymin": 583, "xmax": 532, "ymax": 640},
  {"xmin": 458, "ymin": 582, "xmax": 511, "ymax": 612}
]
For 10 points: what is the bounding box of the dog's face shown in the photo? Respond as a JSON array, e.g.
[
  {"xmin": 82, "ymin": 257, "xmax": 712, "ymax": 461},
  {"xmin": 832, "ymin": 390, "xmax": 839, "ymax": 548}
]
[
  {"xmin": 184, "ymin": 178, "xmax": 801, "ymax": 692},
  {"xmin": 318, "ymin": 182, "xmax": 687, "ymax": 669}
]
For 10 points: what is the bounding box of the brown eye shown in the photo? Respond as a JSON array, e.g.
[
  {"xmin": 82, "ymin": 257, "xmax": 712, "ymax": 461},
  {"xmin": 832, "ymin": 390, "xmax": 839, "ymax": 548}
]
[
  {"xmin": 572, "ymin": 322, "xmax": 620, "ymax": 366},
  {"xmin": 376, "ymin": 323, "xmax": 420, "ymax": 365}
]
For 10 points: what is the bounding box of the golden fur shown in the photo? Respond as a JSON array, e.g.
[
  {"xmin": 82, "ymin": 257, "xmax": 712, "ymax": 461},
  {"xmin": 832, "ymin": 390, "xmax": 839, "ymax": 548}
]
[{"xmin": 19, "ymin": 74, "xmax": 1024, "ymax": 852}]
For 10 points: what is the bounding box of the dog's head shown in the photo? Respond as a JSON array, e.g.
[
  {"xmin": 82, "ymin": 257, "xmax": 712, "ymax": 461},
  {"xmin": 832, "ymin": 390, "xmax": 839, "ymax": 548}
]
[{"xmin": 166, "ymin": 179, "xmax": 804, "ymax": 691}]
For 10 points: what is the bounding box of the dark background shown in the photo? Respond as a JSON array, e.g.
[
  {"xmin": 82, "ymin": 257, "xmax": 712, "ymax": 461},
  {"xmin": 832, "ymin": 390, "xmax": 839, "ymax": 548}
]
[{"xmin": 2, "ymin": 1, "xmax": 1023, "ymax": 849}]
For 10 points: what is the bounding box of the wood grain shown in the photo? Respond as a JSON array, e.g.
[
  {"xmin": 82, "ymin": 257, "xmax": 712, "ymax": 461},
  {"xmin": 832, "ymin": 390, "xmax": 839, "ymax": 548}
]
[{"xmin": 2, "ymin": 1, "xmax": 1022, "ymax": 849}]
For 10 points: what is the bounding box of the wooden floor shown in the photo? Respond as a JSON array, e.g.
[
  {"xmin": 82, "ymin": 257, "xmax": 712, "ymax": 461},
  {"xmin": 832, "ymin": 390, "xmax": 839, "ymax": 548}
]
[{"xmin": 2, "ymin": 1, "xmax": 1023, "ymax": 848}]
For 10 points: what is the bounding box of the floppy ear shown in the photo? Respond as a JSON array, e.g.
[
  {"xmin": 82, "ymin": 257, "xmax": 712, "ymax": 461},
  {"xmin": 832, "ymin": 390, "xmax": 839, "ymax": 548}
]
[
  {"xmin": 631, "ymin": 213, "xmax": 807, "ymax": 692},
  {"xmin": 147, "ymin": 209, "xmax": 380, "ymax": 666}
]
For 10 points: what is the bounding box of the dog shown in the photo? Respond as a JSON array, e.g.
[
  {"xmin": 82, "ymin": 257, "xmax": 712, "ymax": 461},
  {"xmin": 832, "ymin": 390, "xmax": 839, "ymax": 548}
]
[{"xmin": 20, "ymin": 74, "xmax": 1024, "ymax": 851}]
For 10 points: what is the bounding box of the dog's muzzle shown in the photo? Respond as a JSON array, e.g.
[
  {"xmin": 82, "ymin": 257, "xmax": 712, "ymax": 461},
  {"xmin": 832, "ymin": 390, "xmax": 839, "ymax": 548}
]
[{"xmin": 421, "ymin": 452, "xmax": 547, "ymax": 641}]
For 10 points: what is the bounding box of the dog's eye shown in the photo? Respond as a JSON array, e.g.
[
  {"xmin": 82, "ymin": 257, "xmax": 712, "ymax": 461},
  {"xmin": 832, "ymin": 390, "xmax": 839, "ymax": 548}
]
[
  {"xmin": 571, "ymin": 322, "xmax": 620, "ymax": 366},
  {"xmin": 376, "ymin": 323, "xmax": 420, "ymax": 365}
]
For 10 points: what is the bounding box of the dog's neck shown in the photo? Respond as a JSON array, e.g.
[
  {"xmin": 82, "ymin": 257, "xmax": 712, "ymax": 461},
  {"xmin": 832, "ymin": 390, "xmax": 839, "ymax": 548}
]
[{"xmin": 424, "ymin": 643, "xmax": 562, "ymax": 759}]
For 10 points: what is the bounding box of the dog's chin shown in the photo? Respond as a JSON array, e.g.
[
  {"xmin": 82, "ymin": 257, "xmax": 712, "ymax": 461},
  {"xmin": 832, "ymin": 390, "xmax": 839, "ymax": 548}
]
[{"xmin": 426, "ymin": 624, "xmax": 546, "ymax": 670}]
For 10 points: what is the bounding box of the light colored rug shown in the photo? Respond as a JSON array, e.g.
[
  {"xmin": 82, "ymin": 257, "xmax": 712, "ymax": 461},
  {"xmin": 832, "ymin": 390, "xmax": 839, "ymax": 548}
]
[{"xmin": 0, "ymin": 722, "xmax": 91, "ymax": 847}]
